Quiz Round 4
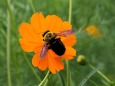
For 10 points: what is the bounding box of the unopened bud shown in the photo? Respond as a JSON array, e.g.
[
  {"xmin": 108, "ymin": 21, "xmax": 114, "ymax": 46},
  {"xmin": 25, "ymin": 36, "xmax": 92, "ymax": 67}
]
[{"xmin": 77, "ymin": 55, "xmax": 86, "ymax": 65}]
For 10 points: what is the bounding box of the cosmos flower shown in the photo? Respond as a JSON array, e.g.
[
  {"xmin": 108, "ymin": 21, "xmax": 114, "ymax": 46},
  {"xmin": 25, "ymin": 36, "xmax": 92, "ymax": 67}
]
[
  {"xmin": 84, "ymin": 25, "xmax": 100, "ymax": 36},
  {"xmin": 19, "ymin": 12, "xmax": 76, "ymax": 74}
]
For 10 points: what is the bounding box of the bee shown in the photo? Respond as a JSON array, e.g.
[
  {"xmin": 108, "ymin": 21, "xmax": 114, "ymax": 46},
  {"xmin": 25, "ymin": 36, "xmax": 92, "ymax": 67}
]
[{"xmin": 40, "ymin": 30, "xmax": 74, "ymax": 58}]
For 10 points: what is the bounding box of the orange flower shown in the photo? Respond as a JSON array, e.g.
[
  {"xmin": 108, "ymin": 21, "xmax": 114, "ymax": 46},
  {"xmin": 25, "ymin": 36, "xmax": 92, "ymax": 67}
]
[
  {"xmin": 84, "ymin": 25, "xmax": 100, "ymax": 36},
  {"xmin": 19, "ymin": 12, "xmax": 76, "ymax": 74}
]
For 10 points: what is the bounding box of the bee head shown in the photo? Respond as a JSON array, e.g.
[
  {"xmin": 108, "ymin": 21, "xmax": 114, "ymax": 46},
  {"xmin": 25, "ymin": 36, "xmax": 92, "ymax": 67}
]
[{"xmin": 43, "ymin": 30, "xmax": 56, "ymax": 42}]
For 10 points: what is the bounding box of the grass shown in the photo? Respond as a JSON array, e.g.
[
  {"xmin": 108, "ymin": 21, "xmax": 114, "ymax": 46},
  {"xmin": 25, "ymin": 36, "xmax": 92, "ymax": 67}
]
[{"xmin": 0, "ymin": 0, "xmax": 115, "ymax": 86}]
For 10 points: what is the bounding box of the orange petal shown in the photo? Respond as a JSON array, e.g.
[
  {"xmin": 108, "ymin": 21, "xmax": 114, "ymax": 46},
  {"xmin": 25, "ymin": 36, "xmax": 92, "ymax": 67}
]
[
  {"xmin": 61, "ymin": 34, "xmax": 76, "ymax": 47},
  {"xmin": 32, "ymin": 54, "xmax": 40, "ymax": 67},
  {"xmin": 61, "ymin": 46, "xmax": 76, "ymax": 60},
  {"xmin": 53, "ymin": 57, "xmax": 64, "ymax": 71},
  {"xmin": 19, "ymin": 23, "xmax": 36, "ymax": 38},
  {"xmin": 34, "ymin": 44, "xmax": 43, "ymax": 54},
  {"xmin": 33, "ymin": 49, "xmax": 64, "ymax": 73},
  {"xmin": 45, "ymin": 15, "xmax": 63, "ymax": 32},
  {"xmin": 37, "ymin": 55, "xmax": 48, "ymax": 71},
  {"xmin": 19, "ymin": 22, "xmax": 43, "ymax": 41},
  {"xmin": 32, "ymin": 53, "xmax": 48, "ymax": 71},
  {"xmin": 49, "ymin": 50, "xmax": 64, "ymax": 72},
  {"xmin": 31, "ymin": 12, "xmax": 46, "ymax": 33},
  {"xmin": 61, "ymin": 21, "xmax": 72, "ymax": 31},
  {"xmin": 19, "ymin": 22, "xmax": 43, "ymax": 52},
  {"xmin": 44, "ymin": 50, "xmax": 63, "ymax": 74},
  {"xmin": 19, "ymin": 38, "xmax": 43, "ymax": 52},
  {"xmin": 47, "ymin": 51, "xmax": 56, "ymax": 74}
]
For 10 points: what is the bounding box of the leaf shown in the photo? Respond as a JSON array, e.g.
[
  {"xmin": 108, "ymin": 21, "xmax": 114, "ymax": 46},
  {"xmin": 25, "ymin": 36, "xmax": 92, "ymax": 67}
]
[{"xmin": 78, "ymin": 69, "xmax": 97, "ymax": 86}]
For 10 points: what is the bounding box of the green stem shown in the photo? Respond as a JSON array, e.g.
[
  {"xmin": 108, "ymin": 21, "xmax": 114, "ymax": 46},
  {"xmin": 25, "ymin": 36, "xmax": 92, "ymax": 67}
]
[
  {"xmin": 23, "ymin": 52, "xmax": 41, "ymax": 82},
  {"xmin": 6, "ymin": 0, "xmax": 17, "ymax": 38},
  {"xmin": 38, "ymin": 70, "xmax": 50, "ymax": 86},
  {"xmin": 74, "ymin": 70, "xmax": 98, "ymax": 86},
  {"xmin": 6, "ymin": 0, "xmax": 12, "ymax": 86},
  {"xmin": 88, "ymin": 63, "xmax": 111, "ymax": 84},
  {"xmin": 6, "ymin": 0, "xmax": 40, "ymax": 82},
  {"xmin": 29, "ymin": 0, "xmax": 36, "ymax": 13},
  {"xmin": 6, "ymin": 0, "xmax": 13, "ymax": 20},
  {"xmin": 66, "ymin": 0, "xmax": 72, "ymax": 86},
  {"xmin": 68, "ymin": 0, "xmax": 72, "ymax": 23},
  {"xmin": 6, "ymin": 10, "xmax": 12, "ymax": 86},
  {"xmin": 66, "ymin": 61, "xmax": 70, "ymax": 86},
  {"xmin": 59, "ymin": 72, "xmax": 65, "ymax": 86}
]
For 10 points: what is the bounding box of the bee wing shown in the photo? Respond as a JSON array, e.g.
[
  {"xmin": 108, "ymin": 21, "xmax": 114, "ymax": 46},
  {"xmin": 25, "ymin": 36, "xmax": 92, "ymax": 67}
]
[
  {"xmin": 40, "ymin": 43, "xmax": 48, "ymax": 58},
  {"xmin": 54, "ymin": 30, "xmax": 75, "ymax": 36}
]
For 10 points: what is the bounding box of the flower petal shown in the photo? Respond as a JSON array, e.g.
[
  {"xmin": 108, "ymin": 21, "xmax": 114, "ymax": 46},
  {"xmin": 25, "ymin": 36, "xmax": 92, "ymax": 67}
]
[
  {"xmin": 49, "ymin": 50, "xmax": 64, "ymax": 72},
  {"xmin": 62, "ymin": 34, "xmax": 76, "ymax": 47},
  {"xmin": 45, "ymin": 15, "xmax": 63, "ymax": 32},
  {"xmin": 31, "ymin": 12, "xmax": 46, "ymax": 33},
  {"xmin": 61, "ymin": 21, "xmax": 72, "ymax": 31},
  {"xmin": 32, "ymin": 49, "xmax": 63, "ymax": 73},
  {"xmin": 18, "ymin": 22, "xmax": 43, "ymax": 42},
  {"xmin": 45, "ymin": 16, "xmax": 72, "ymax": 32},
  {"xmin": 32, "ymin": 53, "xmax": 48, "ymax": 71},
  {"xmin": 53, "ymin": 57, "xmax": 64, "ymax": 72},
  {"xmin": 18, "ymin": 22, "xmax": 43, "ymax": 52},
  {"xmin": 19, "ymin": 36, "xmax": 43, "ymax": 52},
  {"xmin": 42, "ymin": 50, "xmax": 63, "ymax": 74},
  {"xmin": 47, "ymin": 51, "xmax": 56, "ymax": 74},
  {"xmin": 19, "ymin": 23, "xmax": 36, "ymax": 38},
  {"xmin": 61, "ymin": 46, "xmax": 76, "ymax": 60},
  {"xmin": 37, "ymin": 56, "xmax": 48, "ymax": 71},
  {"xmin": 32, "ymin": 53, "xmax": 40, "ymax": 67}
]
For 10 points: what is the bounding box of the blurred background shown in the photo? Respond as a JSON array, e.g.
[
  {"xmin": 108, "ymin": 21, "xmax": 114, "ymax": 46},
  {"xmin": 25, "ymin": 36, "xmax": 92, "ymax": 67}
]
[{"xmin": 0, "ymin": 0, "xmax": 115, "ymax": 86}]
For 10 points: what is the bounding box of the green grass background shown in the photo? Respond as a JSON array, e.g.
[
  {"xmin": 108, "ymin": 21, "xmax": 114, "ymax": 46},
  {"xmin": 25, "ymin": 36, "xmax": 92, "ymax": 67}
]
[{"xmin": 0, "ymin": 0, "xmax": 115, "ymax": 86}]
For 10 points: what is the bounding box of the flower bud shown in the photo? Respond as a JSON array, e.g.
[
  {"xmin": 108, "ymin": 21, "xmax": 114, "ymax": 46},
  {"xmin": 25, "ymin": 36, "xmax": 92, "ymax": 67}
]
[{"xmin": 77, "ymin": 55, "xmax": 86, "ymax": 65}]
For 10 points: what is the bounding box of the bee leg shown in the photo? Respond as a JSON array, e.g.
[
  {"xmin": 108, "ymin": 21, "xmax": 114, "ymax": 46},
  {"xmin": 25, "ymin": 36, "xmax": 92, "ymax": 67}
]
[
  {"xmin": 48, "ymin": 46, "xmax": 51, "ymax": 49},
  {"xmin": 46, "ymin": 42, "xmax": 51, "ymax": 49}
]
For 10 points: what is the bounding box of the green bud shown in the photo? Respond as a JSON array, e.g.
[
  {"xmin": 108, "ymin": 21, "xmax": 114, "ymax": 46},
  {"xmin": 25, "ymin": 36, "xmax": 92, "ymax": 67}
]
[{"xmin": 77, "ymin": 55, "xmax": 86, "ymax": 65}]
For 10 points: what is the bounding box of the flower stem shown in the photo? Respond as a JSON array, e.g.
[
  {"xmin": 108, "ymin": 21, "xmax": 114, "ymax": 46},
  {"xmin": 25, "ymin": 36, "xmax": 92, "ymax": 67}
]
[
  {"xmin": 66, "ymin": 61, "xmax": 71, "ymax": 86},
  {"xmin": 6, "ymin": 0, "xmax": 12, "ymax": 85},
  {"xmin": 7, "ymin": 9, "xmax": 12, "ymax": 86},
  {"xmin": 29, "ymin": 0, "xmax": 36, "ymax": 13},
  {"xmin": 68, "ymin": 0, "xmax": 72, "ymax": 23},
  {"xmin": 66, "ymin": 0, "xmax": 72, "ymax": 86},
  {"xmin": 38, "ymin": 70, "xmax": 50, "ymax": 86},
  {"xmin": 23, "ymin": 52, "xmax": 41, "ymax": 82},
  {"xmin": 74, "ymin": 70, "xmax": 98, "ymax": 86},
  {"xmin": 88, "ymin": 63, "xmax": 111, "ymax": 84}
]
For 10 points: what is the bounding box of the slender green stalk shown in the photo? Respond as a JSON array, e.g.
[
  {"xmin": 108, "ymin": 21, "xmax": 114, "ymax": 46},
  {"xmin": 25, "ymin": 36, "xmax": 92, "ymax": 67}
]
[
  {"xmin": 76, "ymin": 24, "xmax": 87, "ymax": 35},
  {"xmin": 78, "ymin": 69, "xmax": 98, "ymax": 86},
  {"xmin": 6, "ymin": 0, "xmax": 13, "ymax": 19},
  {"xmin": 59, "ymin": 72, "xmax": 65, "ymax": 86},
  {"xmin": 38, "ymin": 70, "xmax": 50, "ymax": 86},
  {"xmin": 66, "ymin": 0, "xmax": 72, "ymax": 86},
  {"xmin": 68, "ymin": 0, "xmax": 72, "ymax": 23},
  {"xmin": 6, "ymin": 0, "xmax": 40, "ymax": 82},
  {"xmin": 66, "ymin": 61, "xmax": 71, "ymax": 86},
  {"xmin": 6, "ymin": 0, "xmax": 12, "ymax": 85},
  {"xmin": 23, "ymin": 52, "xmax": 41, "ymax": 82},
  {"xmin": 6, "ymin": 0, "xmax": 17, "ymax": 37},
  {"xmin": 6, "ymin": 0, "xmax": 41, "ymax": 84},
  {"xmin": 29, "ymin": 0, "xmax": 36, "ymax": 13},
  {"xmin": 74, "ymin": 70, "xmax": 98, "ymax": 86},
  {"xmin": 88, "ymin": 63, "xmax": 111, "ymax": 84}
]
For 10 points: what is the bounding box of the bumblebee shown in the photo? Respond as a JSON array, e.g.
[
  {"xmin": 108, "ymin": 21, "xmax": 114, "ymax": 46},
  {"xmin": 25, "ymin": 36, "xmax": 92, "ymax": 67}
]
[{"xmin": 40, "ymin": 30, "xmax": 74, "ymax": 58}]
